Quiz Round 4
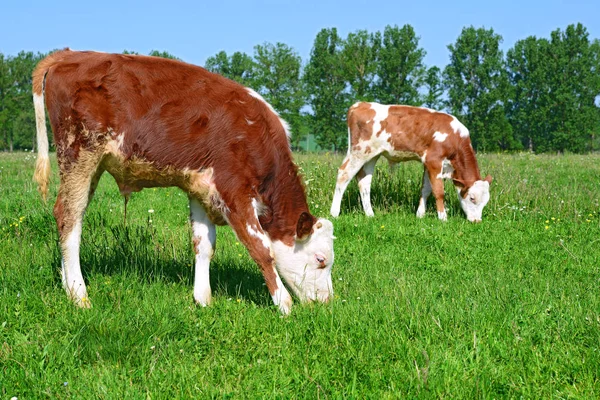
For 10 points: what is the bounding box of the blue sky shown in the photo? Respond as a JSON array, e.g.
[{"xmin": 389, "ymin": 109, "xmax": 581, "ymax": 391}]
[{"xmin": 2, "ymin": 0, "xmax": 598, "ymax": 68}]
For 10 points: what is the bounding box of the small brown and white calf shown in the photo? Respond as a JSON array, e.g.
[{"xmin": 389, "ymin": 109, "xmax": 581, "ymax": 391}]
[
  {"xmin": 33, "ymin": 49, "xmax": 334, "ymax": 314},
  {"xmin": 330, "ymin": 102, "xmax": 492, "ymax": 222}
]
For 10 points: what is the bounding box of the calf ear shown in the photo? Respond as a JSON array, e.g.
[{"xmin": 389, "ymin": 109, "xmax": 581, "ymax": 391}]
[
  {"xmin": 452, "ymin": 177, "xmax": 466, "ymax": 188},
  {"xmin": 296, "ymin": 212, "xmax": 315, "ymax": 240},
  {"xmin": 484, "ymin": 175, "xmax": 493, "ymax": 184}
]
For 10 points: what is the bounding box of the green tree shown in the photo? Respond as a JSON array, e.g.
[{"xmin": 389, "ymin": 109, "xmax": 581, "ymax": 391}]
[
  {"xmin": 341, "ymin": 29, "xmax": 380, "ymax": 102},
  {"xmin": 373, "ymin": 24, "xmax": 426, "ymax": 105},
  {"xmin": 546, "ymin": 23, "xmax": 600, "ymax": 153},
  {"xmin": 304, "ymin": 28, "xmax": 349, "ymax": 150},
  {"xmin": 0, "ymin": 53, "xmax": 12, "ymax": 150},
  {"xmin": 423, "ymin": 66, "xmax": 444, "ymax": 110},
  {"xmin": 252, "ymin": 42, "xmax": 305, "ymax": 146},
  {"xmin": 444, "ymin": 26, "xmax": 518, "ymax": 151},
  {"xmin": 148, "ymin": 50, "xmax": 180, "ymax": 60},
  {"xmin": 0, "ymin": 51, "xmax": 42, "ymax": 151},
  {"xmin": 506, "ymin": 36, "xmax": 552, "ymax": 151},
  {"xmin": 204, "ymin": 51, "xmax": 255, "ymax": 86}
]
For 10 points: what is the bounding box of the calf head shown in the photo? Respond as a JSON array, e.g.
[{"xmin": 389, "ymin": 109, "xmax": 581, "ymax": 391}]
[
  {"xmin": 455, "ymin": 175, "xmax": 492, "ymax": 222},
  {"xmin": 272, "ymin": 213, "xmax": 335, "ymax": 303}
]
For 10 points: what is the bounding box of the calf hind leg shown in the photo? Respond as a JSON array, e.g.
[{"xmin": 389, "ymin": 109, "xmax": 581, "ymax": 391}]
[
  {"xmin": 424, "ymin": 162, "xmax": 447, "ymax": 221},
  {"xmin": 55, "ymin": 159, "xmax": 103, "ymax": 307},
  {"xmin": 356, "ymin": 156, "xmax": 379, "ymax": 217},
  {"xmin": 330, "ymin": 154, "xmax": 369, "ymax": 217}
]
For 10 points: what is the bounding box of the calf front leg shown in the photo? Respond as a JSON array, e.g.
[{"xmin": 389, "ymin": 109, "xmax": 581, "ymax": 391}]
[
  {"xmin": 416, "ymin": 168, "xmax": 432, "ymax": 218},
  {"xmin": 189, "ymin": 197, "xmax": 216, "ymax": 306},
  {"xmin": 425, "ymin": 162, "xmax": 447, "ymax": 221},
  {"xmin": 226, "ymin": 199, "xmax": 293, "ymax": 314}
]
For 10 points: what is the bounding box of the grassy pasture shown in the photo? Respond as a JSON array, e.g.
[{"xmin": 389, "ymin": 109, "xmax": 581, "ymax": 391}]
[{"xmin": 0, "ymin": 151, "xmax": 599, "ymax": 398}]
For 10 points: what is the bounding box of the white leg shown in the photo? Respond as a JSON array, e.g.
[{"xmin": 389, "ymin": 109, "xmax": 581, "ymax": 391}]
[
  {"xmin": 189, "ymin": 198, "xmax": 216, "ymax": 306},
  {"xmin": 55, "ymin": 164, "xmax": 102, "ymax": 308},
  {"xmin": 330, "ymin": 154, "xmax": 368, "ymax": 217},
  {"xmin": 357, "ymin": 156, "xmax": 379, "ymax": 217},
  {"xmin": 60, "ymin": 219, "xmax": 90, "ymax": 307},
  {"xmin": 416, "ymin": 169, "xmax": 432, "ymax": 218},
  {"xmin": 272, "ymin": 274, "xmax": 293, "ymax": 315}
]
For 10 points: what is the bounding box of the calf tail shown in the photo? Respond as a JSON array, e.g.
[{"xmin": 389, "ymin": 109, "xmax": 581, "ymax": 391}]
[
  {"xmin": 33, "ymin": 73, "xmax": 50, "ymax": 201},
  {"xmin": 32, "ymin": 49, "xmax": 70, "ymax": 201}
]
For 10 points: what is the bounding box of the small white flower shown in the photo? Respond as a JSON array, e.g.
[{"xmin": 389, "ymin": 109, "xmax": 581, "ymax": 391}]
[{"xmin": 148, "ymin": 209, "xmax": 155, "ymax": 213}]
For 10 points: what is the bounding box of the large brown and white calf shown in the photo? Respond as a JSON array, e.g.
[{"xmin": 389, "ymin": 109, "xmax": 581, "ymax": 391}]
[
  {"xmin": 33, "ymin": 50, "xmax": 334, "ymax": 314},
  {"xmin": 330, "ymin": 102, "xmax": 492, "ymax": 222}
]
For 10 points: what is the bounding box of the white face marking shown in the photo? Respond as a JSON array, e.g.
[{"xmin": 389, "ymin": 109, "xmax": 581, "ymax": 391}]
[
  {"xmin": 246, "ymin": 88, "xmax": 291, "ymax": 138},
  {"xmin": 433, "ymin": 131, "xmax": 448, "ymax": 142},
  {"xmin": 437, "ymin": 158, "xmax": 454, "ymax": 180},
  {"xmin": 246, "ymin": 224, "xmax": 271, "ymax": 249},
  {"xmin": 450, "ymin": 117, "xmax": 470, "ymax": 138},
  {"xmin": 457, "ymin": 180, "xmax": 490, "ymax": 222},
  {"xmin": 271, "ymin": 218, "xmax": 334, "ymax": 303}
]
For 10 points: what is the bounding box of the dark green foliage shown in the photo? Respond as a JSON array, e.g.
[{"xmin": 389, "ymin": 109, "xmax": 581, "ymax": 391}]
[
  {"xmin": 444, "ymin": 26, "xmax": 517, "ymax": 152},
  {"xmin": 373, "ymin": 24, "xmax": 427, "ymax": 106},
  {"xmin": 0, "ymin": 51, "xmax": 44, "ymax": 152},
  {"xmin": 423, "ymin": 66, "xmax": 444, "ymax": 110},
  {"xmin": 304, "ymin": 28, "xmax": 349, "ymax": 151},
  {"xmin": 252, "ymin": 42, "xmax": 305, "ymax": 146},
  {"xmin": 204, "ymin": 50, "xmax": 255, "ymax": 86},
  {"xmin": 148, "ymin": 50, "xmax": 180, "ymax": 60},
  {"xmin": 2, "ymin": 22, "xmax": 599, "ymax": 153},
  {"xmin": 507, "ymin": 24, "xmax": 600, "ymax": 153},
  {"xmin": 341, "ymin": 29, "xmax": 380, "ymax": 102}
]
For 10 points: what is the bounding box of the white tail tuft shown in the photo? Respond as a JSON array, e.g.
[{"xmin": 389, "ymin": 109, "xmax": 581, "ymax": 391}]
[{"xmin": 33, "ymin": 92, "xmax": 50, "ymax": 201}]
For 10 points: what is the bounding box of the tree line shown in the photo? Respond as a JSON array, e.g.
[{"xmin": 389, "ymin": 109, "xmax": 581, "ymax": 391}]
[{"xmin": 1, "ymin": 23, "xmax": 599, "ymax": 153}]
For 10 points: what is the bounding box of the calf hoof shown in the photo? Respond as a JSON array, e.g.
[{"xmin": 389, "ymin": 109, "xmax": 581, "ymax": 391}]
[
  {"xmin": 194, "ymin": 288, "xmax": 212, "ymax": 307},
  {"xmin": 278, "ymin": 297, "xmax": 293, "ymax": 315}
]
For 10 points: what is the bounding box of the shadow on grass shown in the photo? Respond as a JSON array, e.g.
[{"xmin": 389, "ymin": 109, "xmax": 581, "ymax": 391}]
[
  {"xmin": 51, "ymin": 222, "xmax": 272, "ymax": 307},
  {"xmin": 338, "ymin": 165, "xmax": 463, "ymax": 217}
]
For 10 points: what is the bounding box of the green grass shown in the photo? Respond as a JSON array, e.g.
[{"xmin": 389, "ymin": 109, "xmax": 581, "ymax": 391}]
[{"xmin": 1, "ymin": 151, "xmax": 599, "ymax": 398}]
